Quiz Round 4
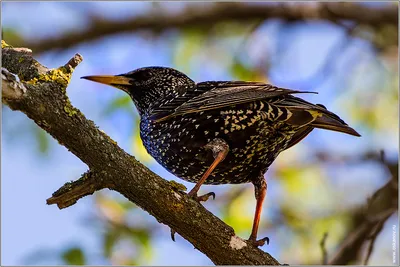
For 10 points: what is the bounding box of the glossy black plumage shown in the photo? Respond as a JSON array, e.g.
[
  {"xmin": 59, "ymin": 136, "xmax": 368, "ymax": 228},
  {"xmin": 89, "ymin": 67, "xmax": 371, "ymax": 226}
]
[
  {"xmin": 105, "ymin": 67, "xmax": 358, "ymax": 185},
  {"xmin": 82, "ymin": 67, "xmax": 360, "ymax": 184},
  {"xmin": 82, "ymin": 66, "xmax": 360, "ymax": 245}
]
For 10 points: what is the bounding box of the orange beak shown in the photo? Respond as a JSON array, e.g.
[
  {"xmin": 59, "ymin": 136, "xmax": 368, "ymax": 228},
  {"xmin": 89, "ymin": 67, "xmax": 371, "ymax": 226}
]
[{"xmin": 81, "ymin": 75, "xmax": 132, "ymax": 86}]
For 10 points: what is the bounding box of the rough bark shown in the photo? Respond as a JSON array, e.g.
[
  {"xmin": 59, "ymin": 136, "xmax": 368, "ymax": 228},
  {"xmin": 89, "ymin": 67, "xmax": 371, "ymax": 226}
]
[
  {"xmin": 1, "ymin": 42, "xmax": 280, "ymax": 265},
  {"xmin": 24, "ymin": 2, "xmax": 398, "ymax": 53}
]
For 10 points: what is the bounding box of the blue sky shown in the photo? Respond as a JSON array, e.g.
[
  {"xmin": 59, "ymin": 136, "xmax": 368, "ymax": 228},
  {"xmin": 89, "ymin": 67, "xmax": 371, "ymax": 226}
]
[{"xmin": 2, "ymin": 2, "xmax": 398, "ymax": 265}]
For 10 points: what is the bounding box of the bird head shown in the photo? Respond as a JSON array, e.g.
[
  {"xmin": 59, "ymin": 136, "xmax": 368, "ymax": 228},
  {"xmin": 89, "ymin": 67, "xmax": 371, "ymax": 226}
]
[{"xmin": 82, "ymin": 67, "xmax": 195, "ymax": 115}]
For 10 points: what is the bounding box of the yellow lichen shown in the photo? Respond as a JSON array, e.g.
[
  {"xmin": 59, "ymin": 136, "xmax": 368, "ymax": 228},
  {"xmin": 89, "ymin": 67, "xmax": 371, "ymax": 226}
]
[
  {"xmin": 26, "ymin": 77, "xmax": 38, "ymax": 85},
  {"xmin": 1, "ymin": 40, "xmax": 10, "ymax": 48},
  {"xmin": 38, "ymin": 104, "xmax": 46, "ymax": 114},
  {"xmin": 64, "ymin": 103, "xmax": 78, "ymax": 116},
  {"xmin": 169, "ymin": 180, "xmax": 187, "ymax": 192},
  {"xmin": 26, "ymin": 66, "xmax": 73, "ymax": 88}
]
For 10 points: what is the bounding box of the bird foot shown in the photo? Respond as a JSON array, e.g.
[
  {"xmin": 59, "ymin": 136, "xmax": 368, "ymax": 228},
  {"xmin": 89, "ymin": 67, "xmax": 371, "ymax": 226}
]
[
  {"xmin": 248, "ymin": 236, "xmax": 270, "ymax": 247},
  {"xmin": 170, "ymin": 229, "xmax": 177, "ymax": 242},
  {"xmin": 170, "ymin": 192, "xmax": 216, "ymax": 242},
  {"xmin": 192, "ymin": 191, "xmax": 216, "ymax": 202}
]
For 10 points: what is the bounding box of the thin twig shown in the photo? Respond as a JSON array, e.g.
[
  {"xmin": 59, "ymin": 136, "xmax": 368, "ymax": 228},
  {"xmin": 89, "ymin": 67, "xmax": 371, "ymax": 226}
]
[
  {"xmin": 320, "ymin": 232, "xmax": 329, "ymax": 265},
  {"xmin": 363, "ymin": 217, "xmax": 388, "ymax": 265}
]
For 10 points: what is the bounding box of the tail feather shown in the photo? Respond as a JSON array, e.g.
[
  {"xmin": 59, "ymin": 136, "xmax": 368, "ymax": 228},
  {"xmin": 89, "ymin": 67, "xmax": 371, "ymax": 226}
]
[
  {"xmin": 276, "ymin": 96, "xmax": 361, "ymax": 137},
  {"xmin": 309, "ymin": 104, "xmax": 361, "ymax": 137},
  {"xmin": 311, "ymin": 115, "xmax": 361, "ymax": 137}
]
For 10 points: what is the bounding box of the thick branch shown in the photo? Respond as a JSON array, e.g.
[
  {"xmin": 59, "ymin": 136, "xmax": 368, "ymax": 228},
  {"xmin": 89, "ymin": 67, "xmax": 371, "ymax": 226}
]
[
  {"xmin": 25, "ymin": 2, "xmax": 398, "ymax": 53},
  {"xmin": 2, "ymin": 43, "xmax": 280, "ymax": 265}
]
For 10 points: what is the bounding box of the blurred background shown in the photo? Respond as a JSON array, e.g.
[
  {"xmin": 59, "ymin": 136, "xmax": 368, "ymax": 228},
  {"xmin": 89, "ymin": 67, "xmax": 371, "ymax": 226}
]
[{"xmin": 1, "ymin": 2, "xmax": 398, "ymax": 265}]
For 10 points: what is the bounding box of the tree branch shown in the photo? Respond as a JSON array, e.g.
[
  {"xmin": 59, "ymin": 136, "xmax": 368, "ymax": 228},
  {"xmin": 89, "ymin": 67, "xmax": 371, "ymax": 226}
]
[
  {"xmin": 46, "ymin": 170, "xmax": 112, "ymax": 209},
  {"xmin": 329, "ymin": 173, "xmax": 398, "ymax": 264},
  {"xmin": 320, "ymin": 232, "xmax": 329, "ymax": 265},
  {"xmin": 2, "ymin": 42, "xmax": 280, "ymax": 265},
  {"xmin": 2, "ymin": 67, "xmax": 27, "ymax": 102},
  {"xmin": 24, "ymin": 2, "xmax": 398, "ymax": 53},
  {"xmin": 313, "ymin": 150, "xmax": 398, "ymax": 264}
]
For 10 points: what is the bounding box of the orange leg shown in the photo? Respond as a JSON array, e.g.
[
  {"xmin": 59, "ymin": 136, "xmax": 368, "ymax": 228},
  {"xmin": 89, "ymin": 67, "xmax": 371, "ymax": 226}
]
[
  {"xmin": 187, "ymin": 138, "xmax": 229, "ymax": 200},
  {"xmin": 171, "ymin": 138, "xmax": 229, "ymax": 241},
  {"xmin": 249, "ymin": 178, "xmax": 269, "ymax": 246}
]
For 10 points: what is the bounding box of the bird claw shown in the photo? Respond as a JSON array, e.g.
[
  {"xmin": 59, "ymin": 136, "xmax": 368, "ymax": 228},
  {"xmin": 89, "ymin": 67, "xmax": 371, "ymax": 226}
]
[
  {"xmin": 195, "ymin": 191, "xmax": 216, "ymax": 202},
  {"xmin": 169, "ymin": 192, "xmax": 216, "ymax": 242},
  {"xmin": 171, "ymin": 229, "xmax": 177, "ymax": 242},
  {"xmin": 248, "ymin": 236, "xmax": 270, "ymax": 247}
]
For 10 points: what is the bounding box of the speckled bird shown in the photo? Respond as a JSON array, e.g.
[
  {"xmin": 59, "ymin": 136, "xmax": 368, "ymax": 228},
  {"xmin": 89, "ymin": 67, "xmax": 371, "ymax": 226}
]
[{"xmin": 82, "ymin": 67, "xmax": 360, "ymax": 246}]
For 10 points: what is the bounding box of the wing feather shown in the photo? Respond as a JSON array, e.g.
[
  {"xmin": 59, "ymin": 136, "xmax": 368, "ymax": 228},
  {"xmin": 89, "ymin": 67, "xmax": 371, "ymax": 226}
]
[{"xmin": 152, "ymin": 81, "xmax": 316, "ymax": 122}]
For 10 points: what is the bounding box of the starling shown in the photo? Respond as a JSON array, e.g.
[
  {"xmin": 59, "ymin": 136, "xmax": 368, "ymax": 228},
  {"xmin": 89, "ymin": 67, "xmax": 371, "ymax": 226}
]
[{"xmin": 82, "ymin": 67, "xmax": 360, "ymax": 246}]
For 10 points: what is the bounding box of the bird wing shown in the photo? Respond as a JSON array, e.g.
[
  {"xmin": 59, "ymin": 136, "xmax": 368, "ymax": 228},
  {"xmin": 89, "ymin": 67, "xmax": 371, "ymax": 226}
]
[
  {"xmin": 285, "ymin": 126, "xmax": 314, "ymax": 150},
  {"xmin": 151, "ymin": 81, "xmax": 316, "ymax": 122}
]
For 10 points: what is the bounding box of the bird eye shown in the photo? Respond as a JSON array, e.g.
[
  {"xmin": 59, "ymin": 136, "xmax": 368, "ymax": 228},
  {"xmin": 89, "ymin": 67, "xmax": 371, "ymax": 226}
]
[{"xmin": 134, "ymin": 70, "xmax": 153, "ymax": 81}]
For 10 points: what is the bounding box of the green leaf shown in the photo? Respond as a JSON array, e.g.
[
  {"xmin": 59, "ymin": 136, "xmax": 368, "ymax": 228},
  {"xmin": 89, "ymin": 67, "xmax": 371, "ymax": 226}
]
[
  {"xmin": 173, "ymin": 29, "xmax": 205, "ymax": 73},
  {"xmin": 61, "ymin": 247, "xmax": 86, "ymax": 265},
  {"xmin": 103, "ymin": 231, "xmax": 118, "ymax": 258},
  {"xmin": 103, "ymin": 95, "xmax": 134, "ymax": 116},
  {"xmin": 35, "ymin": 127, "xmax": 49, "ymax": 154},
  {"xmin": 230, "ymin": 60, "xmax": 268, "ymax": 82},
  {"xmin": 2, "ymin": 28, "xmax": 25, "ymax": 47},
  {"xmin": 231, "ymin": 61, "xmax": 256, "ymax": 80}
]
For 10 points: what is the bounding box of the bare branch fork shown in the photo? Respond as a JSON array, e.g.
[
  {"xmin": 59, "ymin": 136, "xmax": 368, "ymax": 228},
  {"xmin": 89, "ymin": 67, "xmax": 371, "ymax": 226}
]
[{"xmin": 1, "ymin": 42, "xmax": 280, "ymax": 265}]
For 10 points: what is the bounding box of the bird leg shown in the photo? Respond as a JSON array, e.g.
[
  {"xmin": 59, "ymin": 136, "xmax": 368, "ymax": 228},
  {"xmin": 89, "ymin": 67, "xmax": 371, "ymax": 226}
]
[
  {"xmin": 249, "ymin": 177, "xmax": 269, "ymax": 247},
  {"xmin": 187, "ymin": 138, "xmax": 229, "ymax": 202},
  {"xmin": 171, "ymin": 138, "xmax": 229, "ymax": 241}
]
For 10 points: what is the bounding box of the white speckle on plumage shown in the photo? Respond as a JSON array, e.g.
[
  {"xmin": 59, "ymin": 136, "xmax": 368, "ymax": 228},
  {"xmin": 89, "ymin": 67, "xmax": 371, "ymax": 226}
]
[{"xmin": 133, "ymin": 67, "xmax": 348, "ymax": 188}]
